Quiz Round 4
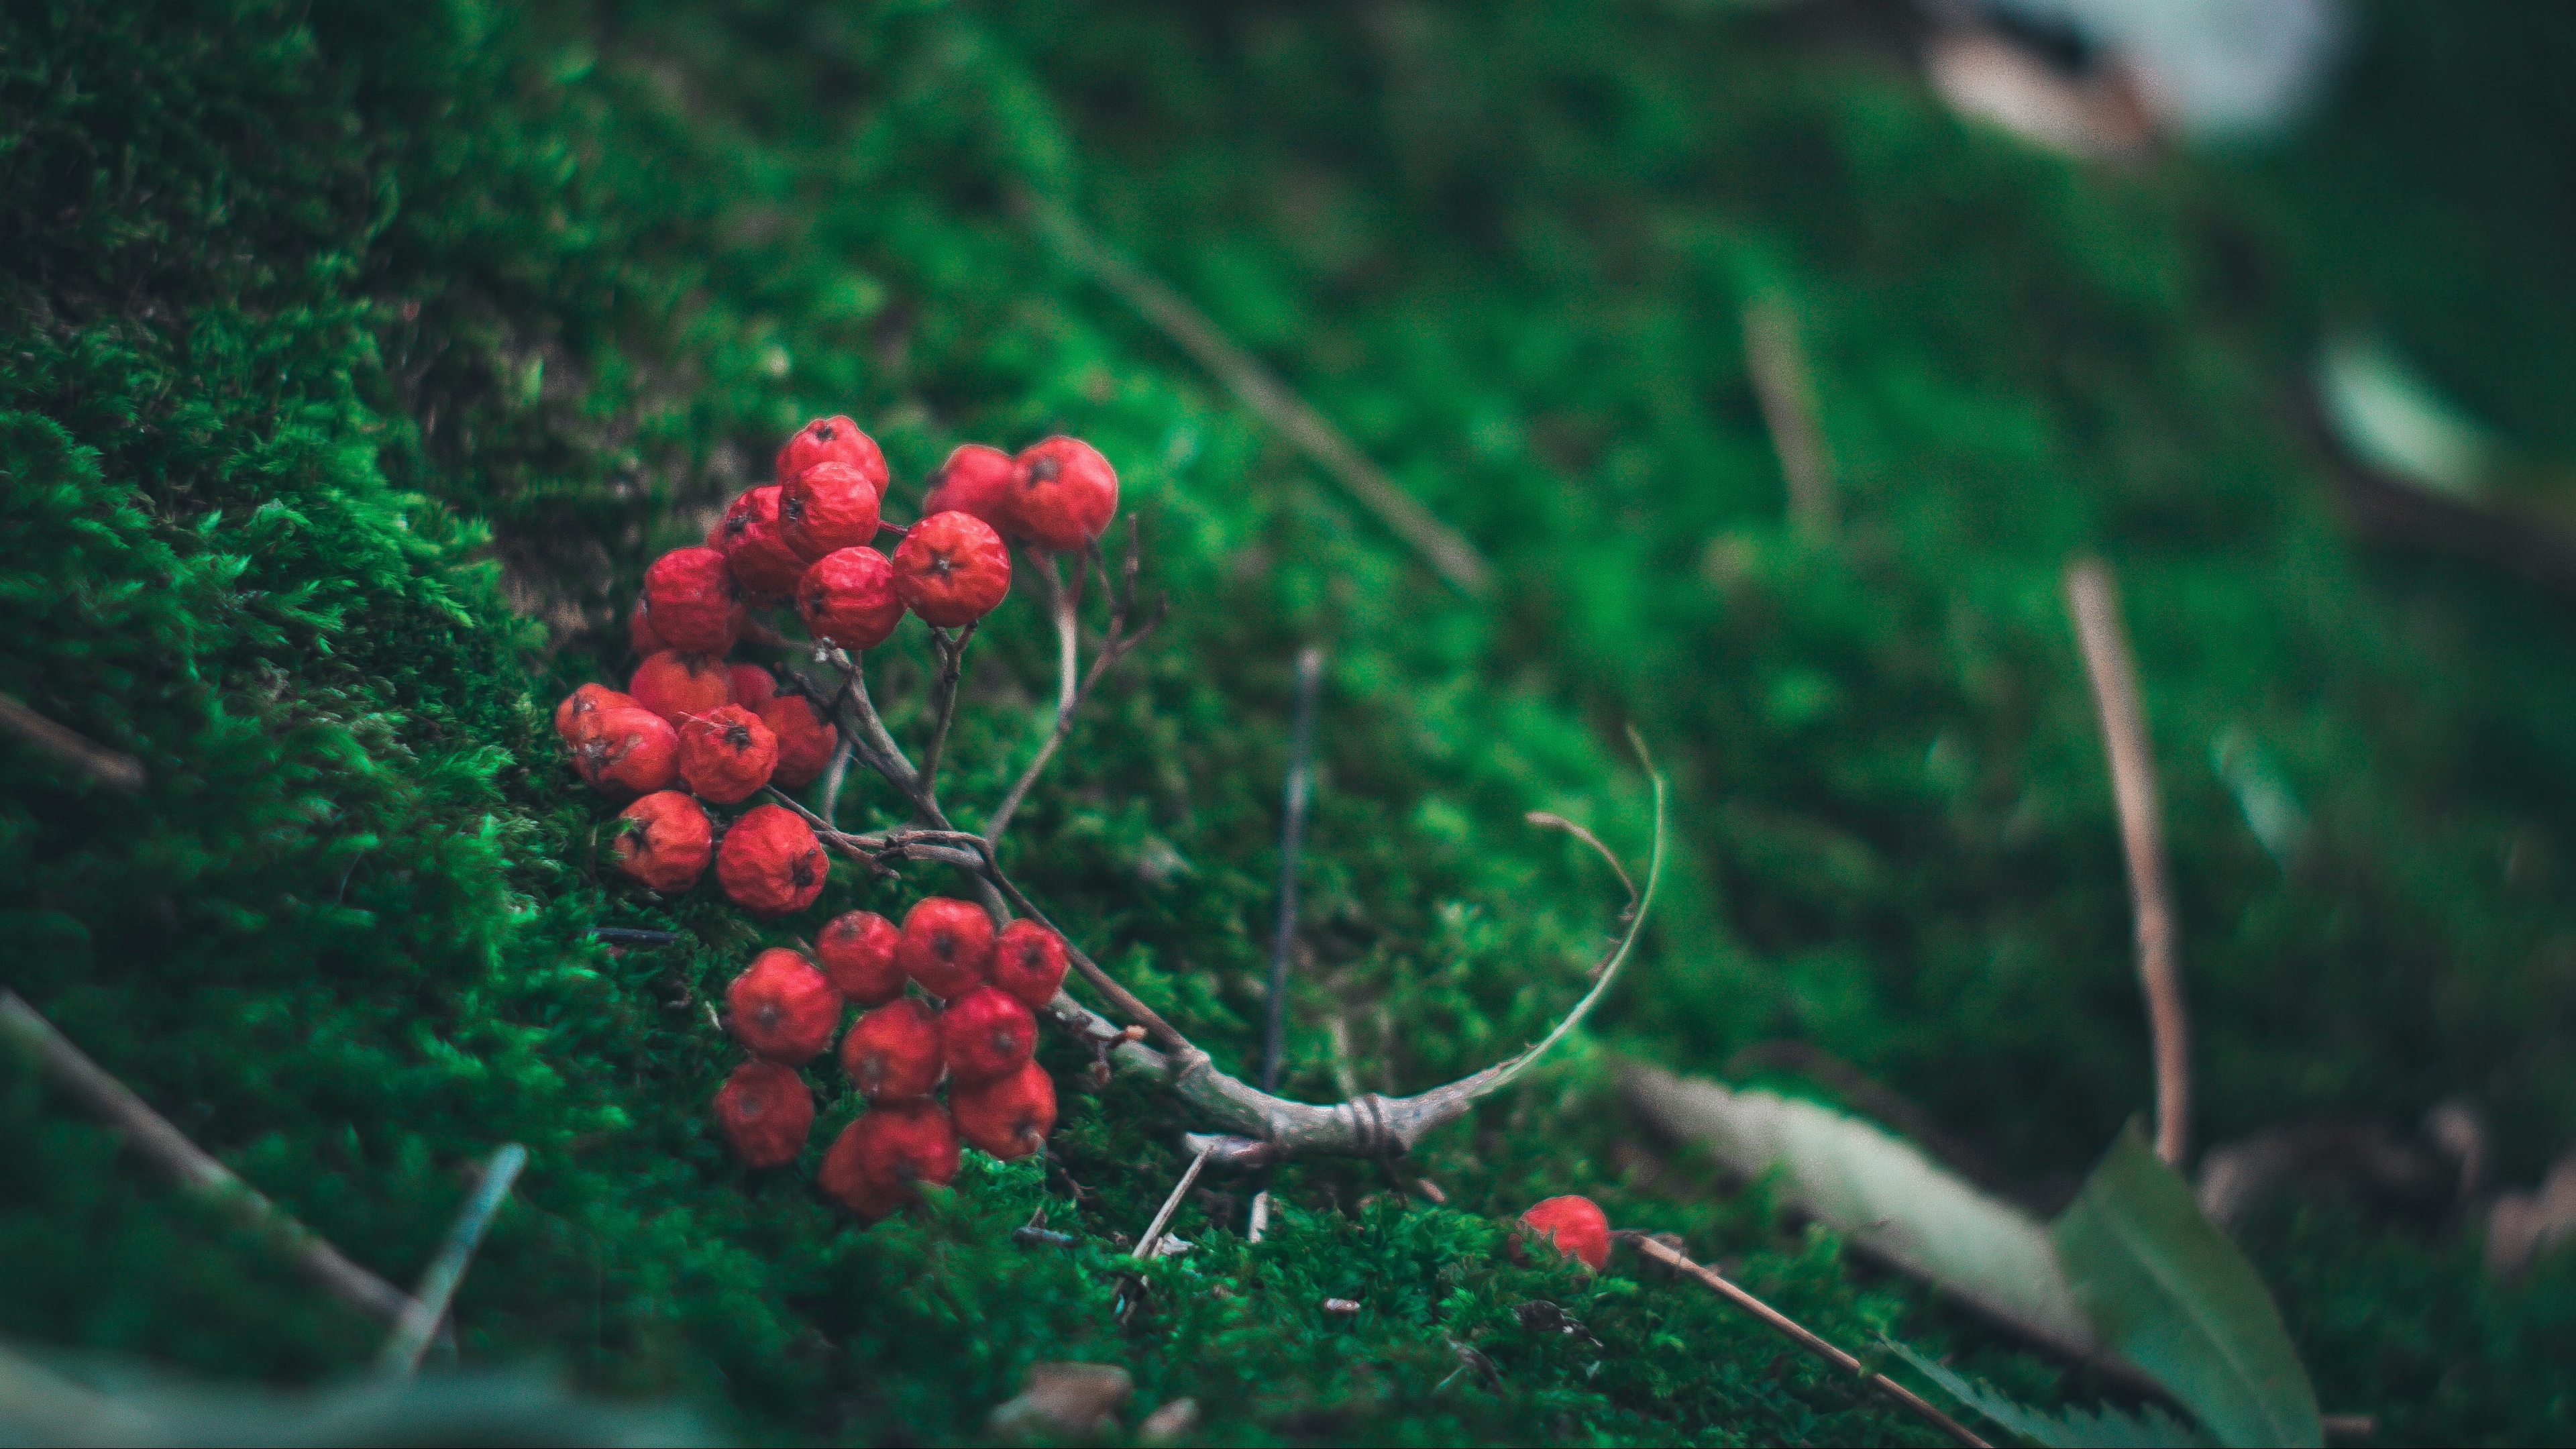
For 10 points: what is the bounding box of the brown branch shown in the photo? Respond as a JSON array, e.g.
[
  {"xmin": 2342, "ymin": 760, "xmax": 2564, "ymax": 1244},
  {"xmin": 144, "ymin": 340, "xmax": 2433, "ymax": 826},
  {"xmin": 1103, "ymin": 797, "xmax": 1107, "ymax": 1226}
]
[
  {"xmin": 916, "ymin": 621, "xmax": 977, "ymax": 799},
  {"xmin": 0, "ymin": 692, "xmax": 145, "ymax": 792},
  {"xmin": 983, "ymin": 523, "xmax": 1167, "ymax": 847}
]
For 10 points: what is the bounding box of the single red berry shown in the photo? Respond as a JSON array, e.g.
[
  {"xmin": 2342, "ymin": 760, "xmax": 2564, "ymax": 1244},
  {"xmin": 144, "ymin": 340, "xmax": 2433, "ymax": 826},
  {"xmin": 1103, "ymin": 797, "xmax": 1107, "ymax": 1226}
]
[
  {"xmin": 851, "ymin": 1098, "xmax": 960, "ymax": 1193},
  {"xmin": 921, "ymin": 443, "xmax": 1017, "ymax": 533},
  {"xmin": 628, "ymin": 598, "xmax": 667, "ymax": 655},
  {"xmin": 989, "ymin": 920, "xmax": 1069, "ymax": 1011},
  {"xmin": 679, "ymin": 704, "xmax": 780, "ymax": 804},
  {"xmin": 796, "ymin": 546, "xmax": 905, "ymax": 651},
  {"xmin": 775, "ymin": 415, "xmax": 888, "ymax": 494},
  {"xmin": 758, "ymin": 694, "xmax": 838, "ymax": 789},
  {"xmin": 897, "ymin": 897, "xmax": 993, "ymax": 999},
  {"xmin": 839, "ymin": 998, "xmax": 946, "ymax": 1100},
  {"xmin": 725, "ymin": 947, "xmax": 842, "ymax": 1063},
  {"xmin": 818, "ymin": 1120, "xmax": 909, "ymax": 1220},
  {"xmin": 727, "ymin": 663, "xmax": 778, "ymax": 710},
  {"xmin": 949, "ymin": 1059, "xmax": 1056, "ymax": 1161},
  {"xmin": 816, "ymin": 910, "xmax": 906, "ymax": 1005},
  {"xmin": 629, "ymin": 650, "xmax": 735, "ymax": 727},
  {"xmin": 891, "ymin": 511, "xmax": 1010, "ymax": 628},
  {"xmin": 718, "ymin": 486, "xmax": 809, "ymax": 600},
  {"xmin": 716, "ymin": 804, "xmax": 828, "ymax": 918},
  {"xmin": 574, "ymin": 706, "xmax": 680, "ymax": 796},
  {"xmin": 714, "ymin": 1058, "xmax": 814, "ymax": 1169},
  {"xmin": 1008, "ymin": 436, "xmax": 1118, "ymax": 553},
  {"xmin": 554, "ymin": 682, "xmax": 639, "ymax": 744},
  {"xmin": 1517, "ymin": 1195, "xmax": 1611, "ymax": 1272},
  {"xmin": 780, "ymin": 461, "xmax": 885, "ymax": 562},
  {"xmin": 643, "ymin": 547, "xmax": 742, "ymax": 654},
  {"xmin": 939, "ymin": 985, "xmax": 1036, "ymax": 1085},
  {"xmin": 610, "ymin": 790, "xmax": 713, "ymax": 892}
]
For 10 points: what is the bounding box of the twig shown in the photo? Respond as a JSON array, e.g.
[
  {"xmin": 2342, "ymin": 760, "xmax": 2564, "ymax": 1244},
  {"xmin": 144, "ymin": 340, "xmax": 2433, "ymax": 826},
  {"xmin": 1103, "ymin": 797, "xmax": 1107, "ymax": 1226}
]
[
  {"xmin": 1621, "ymin": 1232, "xmax": 1989, "ymax": 1449},
  {"xmin": 1260, "ymin": 647, "xmax": 1326, "ymax": 1095},
  {"xmin": 1247, "ymin": 1189, "xmax": 1271, "ymax": 1244},
  {"xmin": 0, "ymin": 990, "xmax": 413, "ymax": 1324},
  {"xmin": 1134, "ymin": 1143, "xmax": 1216, "ymax": 1260},
  {"xmin": 983, "ymin": 523, "xmax": 1167, "ymax": 847},
  {"xmin": 377, "ymin": 1143, "xmax": 527, "ymax": 1377},
  {"xmin": 0, "ymin": 692, "xmax": 145, "ymax": 792},
  {"xmin": 1524, "ymin": 812, "xmax": 1635, "ymax": 904},
  {"xmin": 916, "ymin": 622, "xmax": 976, "ymax": 798},
  {"xmin": 2064, "ymin": 559, "xmax": 2190, "ymax": 1167},
  {"xmin": 816, "ymin": 733, "xmax": 856, "ymax": 828},
  {"xmin": 590, "ymin": 927, "xmax": 680, "ymax": 947},
  {"xmin": 1743, "ymin": 298, "xmax": 1835, "ymax": 533}
]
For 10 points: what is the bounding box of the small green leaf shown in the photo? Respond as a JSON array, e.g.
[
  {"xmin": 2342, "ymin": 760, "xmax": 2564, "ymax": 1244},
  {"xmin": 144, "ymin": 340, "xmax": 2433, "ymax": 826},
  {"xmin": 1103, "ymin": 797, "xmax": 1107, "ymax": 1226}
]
[{"xmin": 1881, "ymin": 1339, "xmax": 2200, "ymax": 1448}]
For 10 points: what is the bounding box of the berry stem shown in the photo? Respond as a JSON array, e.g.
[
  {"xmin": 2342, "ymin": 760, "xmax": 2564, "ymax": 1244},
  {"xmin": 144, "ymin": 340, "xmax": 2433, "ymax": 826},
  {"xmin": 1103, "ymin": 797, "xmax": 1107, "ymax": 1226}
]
[{"xmin": 916, "ymin": 621, "xmax": 976, "ymax": 800}]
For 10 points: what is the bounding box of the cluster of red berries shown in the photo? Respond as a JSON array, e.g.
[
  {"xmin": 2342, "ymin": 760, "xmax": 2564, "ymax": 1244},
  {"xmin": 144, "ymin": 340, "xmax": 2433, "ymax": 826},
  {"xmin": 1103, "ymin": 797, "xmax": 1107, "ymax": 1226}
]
[{"xmin": 712, "ymin": 897, "xmax": 1071, "ymax": 1218}]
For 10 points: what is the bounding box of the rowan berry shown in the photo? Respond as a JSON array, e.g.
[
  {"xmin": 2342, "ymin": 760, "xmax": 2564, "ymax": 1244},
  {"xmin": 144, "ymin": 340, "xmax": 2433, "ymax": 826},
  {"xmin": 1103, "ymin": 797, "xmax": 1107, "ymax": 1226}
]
[
  {"xmin": 949, "ymin": 1059, "xmax": 1056, "ymax": 1161},
  {"xmin": 891, "ymin": 511, "xmax": 1010, "ymax": 628},
  {"xmin": 758, "ymin": 694, "xmax": 837, "ymax": 789},
  {"xmin": 939, "ymin": 985, "xmax": 1036, "ymax": 1085},
  {"xmin": 796, "ymin": 546, "xmax": 904, "ymax": 651},
  {"xmin": 780, "ymin": 461, "xmax": 884, "ymax": 562},
  {"xmin": 573, "ymin": 706, "xmax": 680, "ymax": 796},
  {"xmin": 1009, "ymin": 436, "xmax": 1118, "ymax": 553},
  {"xmin": 847, "ymin": 1099, "xmax": 961, "ymax": 1194},
  {"xmin": 713, "ymin": 1058, "xmax": 814, "ymax": 1169},
  {"xmin": 839, "ymin": 998, "xmax": 946, "ymax": 1100},
  {"xmin": 610, "ymin": 790, "xmax": 713, "ymax": 892},
  {"xmin": 643, "ymin": 546, "xmax": 742, "ymax": 654},
  {"xmin": 775, "ymin": 415, "xmax": 888, "ymax": 495},
  {"xmin": 716, "ymin": 804, "xmax": 828, "ymax": 918},
  {"xmin": 897, "ymin": 897, "xmax": 993, "ymax": 999},
  {"xmin": 920, "ymin": 443, "xmax": 1017, "ymax": 533},
  {"xmin": 816, "ymin": 910, "xmax": 906, "ymax": 1005},
  {"xmin": 679, "ymin": 704, "xmax": 779, "ymax": 804},
  {"xmin": 818, "ymin": 1120, "xmax": 908, "ymax": 1221},
  {"xmin": 554, "ymin": 682, "xmax": 639, "ymax": 743},
  {"xmin": 629, "ymin": 598, "xmax": 667, "ymax": 655},
  {"xmin": 717, "ymin": 486, "xmax": 809, "ymax": 600},
  {"xmin": 989, "ymin": 919, "xmax": 1069, "ymax": 1011},
  {"xmin": 1517, "ymin": 1195, "xmax": 1611, "ymax": 1272},
  {"xmin": 629, "ymin": 650, "xmax": 734, "ymax": 727},
  {"xmin": 724, "ymin": 947, "xmax": 842, "ymax": 1064}
]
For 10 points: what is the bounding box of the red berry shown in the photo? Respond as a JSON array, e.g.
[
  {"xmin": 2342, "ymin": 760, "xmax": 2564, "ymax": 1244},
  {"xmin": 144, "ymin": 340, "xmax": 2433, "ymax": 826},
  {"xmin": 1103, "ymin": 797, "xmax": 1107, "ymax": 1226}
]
[
  {"xmin": 725, "ymin": 947, "xmax": 842, "ymax": 1064},
  {"xmin": 897, "ymin": 897, "xmax": 993, "ymax": 999},
  {"xmin": 989, "ymin": 920, "xmax": 1069, "ymax": 1011},
  {"xmin": 1517, "ymin": 1195, "xmax": 1611, "ymax": 1272},
  {"xmin": 554, "ymin": 682, "xmax": 639, "ymax": 744},
  {"xmin": 816, "ymin": 910, "xmax": 906, "ymax": 1005},
  {"xmin": 727, "ymin": 663, "xmax": 778, "ymax": 710},
  {"xmin": 939, "ymin": 985, "xmax": 1036, "ymax": 1085},
  {"xmin": 678, "ymin": 704, "xmax": 779, "ymax": 804},
  {"xmin": 714, "ymin": 1058, "xmax": 814, "ymax": 1169},
  {"xmin": 643, "ymin": 547, "xmax": 741, "ymax": 654},
  {"xmin": 839, "ymin": 998, "xmax": 946, "ymax": 1100},
  {"xmin": 758, "ymin": 694, "xmax": 838, "ymax": 789},
  {"xmin": 573, "ymin": 706, "xmax": 680, "ymax": 796},
  {"xmin": 628, "ymin": 598, "xmax": 667, "ymax": 655},
  {"xmin": 1009, "ymin": 436, "xmax": 1118, "ymax": 553},
  {"xmin": 949, "ymin": 1060, "xmax": 1056, "ymax": 1161},
  {"xmin": 818, "ymin": 1120, "xmax": 909, "ymax": 1220},
  {"xmin": 718, "ymin": 486, "xmax": 808, "ymax": 600},
  {"xmin": 780, "ymin": 461, "xmax": 884, "ymax": 562},
  {"xmin": 775, "ymin": 416, "xmax": 887, "ymax": 494},
  {"xmin": 629, "ymin": 650, "xmax": 734, "ymax": 727},
  {"xmin": 796, "ymin": 546, "xmax": 904, "ymax": 651},
  {"xmin": 716, "ymin": 804, "xmax": 828, "ymax": 918},
  {"xmin": 610, "ymin": 790, "xmax": 713, "ymax": 892},
  {"xmin": 851, "ymin": 1099, "xmax": 960, "ymax": 1191},
  {"xmin": 892, "ymin": 511, "xmax": 1011, "ymax": 628},
  {"xmin": 921, "ymin": 443, "xmax": 1017, "ymax": 533}
]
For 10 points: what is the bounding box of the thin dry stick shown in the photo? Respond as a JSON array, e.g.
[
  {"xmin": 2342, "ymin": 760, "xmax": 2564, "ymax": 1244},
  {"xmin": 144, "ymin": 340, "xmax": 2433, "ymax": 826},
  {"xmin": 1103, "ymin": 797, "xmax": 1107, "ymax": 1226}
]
[
  {"xmin": 0, "ymin": 692, "xmax": 145, "ymax": 792},
  {"xmin": 0, "ymin": 990, "xmax": 413, "ymax": 1323},
  {"xmin": 1623, "ymin": 1234, "xmax": 1990, "ymax": 1449},
  {"xmin": 1525, "ymin": 811, "xmax": 1636, "ymax": 904},
  {"xmin": 1260, "ymin": 647, "xmax": 1325, "ymax": 1095},
  {"xmin": 2065, "ymin": 559, "xmax": 2190, "ymax": 1167},
  {"xmin": 1023, "ymin": 193, "xmax": 1490, "ymax": 595},
  {"xmin": 1133, "ymin": 1142, "xmax": 1216, "ymax": 1260},
  {"xmin": 378, "ymin": 1142, "xmax": 527, "ymax": 1376},
  {"xmin": 1743, "ymin": 298, "xmax": 1835, "ymax": 533},
  {"xmin": 982, "ymin": 524, "xmax": 1165, "ymax": 847},
  {"xmin": 915, "ymin": 621, "xmax": 977, "ymax": 797}
]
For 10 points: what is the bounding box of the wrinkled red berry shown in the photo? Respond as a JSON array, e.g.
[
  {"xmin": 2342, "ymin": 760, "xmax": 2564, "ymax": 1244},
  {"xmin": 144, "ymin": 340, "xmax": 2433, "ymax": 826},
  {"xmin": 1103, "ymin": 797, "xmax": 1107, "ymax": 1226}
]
[
  {"xmin": 950, "ymin": 1060, "xmax": 1057, "ymax": 1161},
  {"xmin": 797, "ymin": 546, "xmax": 905, "ymax": 651},
  {"xmin": 897, "ymin": 897, "xmax": 993, "ymax": 999},
  {"xmin": 610, "ymin": 790, "xmax": 713, "ymax": 892},
  {"xmin": 816, "ymin": 910, "xmax": 906, "ymax": 1005},
  {"xmin": 1517, "ymin": 1195, "xmax": 1611, "ymax": 1272},
  {"xmin": 775, "ymin": 415, "xmax": 888, "ymax": 495},
  {"xmin": 725, "ymin": 947, "xmax": 842, "ymax": 1063},
  {"xmin": 679, "ymin": 704, "xmax": 779, "ymax": 804},
  {"xmin": 1009, "ymin": 436, "xmax": 1118, "ymax": 553},
  {"xmin": 716, "ymin": 804, "xmax": 828, "ymax": 918},
  {"xmin": 629, "ymin": 598, "xmax": 667, "ymax": 655},
  {"xmin": 850, "ymin": 1098, "xmax": 960, "ymax": 1194},
  {"xmin": 780, "ymin": 461, "xmax": 885, "ymax": 562},
  {"xmin": 758, "ymin": 694, "xmax": 838, "ymax": 789},
  {"xmin": 940, "ymin": 985, "xmax": 1036, "ymax": 1085},
  {"xmin": 921, "ymin": 443, "xmax": 1017, "ymax": 533},
  {"xmin": 989, "ymin": 919, "xmax": 1069, "ymax": 1011},
  {"xmin": 643, "ymin": 547, "xmax": 742, "ymax": 654},
  {"xmin": 574, "ymin": 706, "xmax": 680, "ymax": 796},
  {"xmin": 554, "ymin": 682, "xmax": 639, "ymax": 743},
  {"xmin": 727, "ymin": 663, "xmax": 778, "ymax": 710},
  {"xmin": 718, "ymin": 486, "xmax": 809, "ymax": 600},
  {"xmin": 629, "ymin": 650, "xmax": 734, "ymax": 727},
  {"xmin": 714, "ymin": 1058, "xmax": 814, "ymax": 1169},
  {"xmin": 892, "ymin": 511, "xmax": 1011, "ymax": 628},
  {"xmin": 839, "ymin": 998, "xmax": 946, "ymax": 1100}
]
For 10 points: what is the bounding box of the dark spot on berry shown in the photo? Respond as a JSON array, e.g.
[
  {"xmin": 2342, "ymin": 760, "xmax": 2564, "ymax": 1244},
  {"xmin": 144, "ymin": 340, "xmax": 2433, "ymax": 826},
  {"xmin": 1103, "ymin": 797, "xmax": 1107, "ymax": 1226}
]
[
  {"xmin": 726, "ymin": 723, "xmax": 752, "ymax": 749},
  {"xmin": 1030, "ymin": 457, "xmax": 1059, "ymax": 483},
  {"xmin": 816, "ymin": 423, "xmax": 836, "ymax": 440},
  {"xmin": 792, "ymin": 853, "xmax": 818, "ymax": 889}
]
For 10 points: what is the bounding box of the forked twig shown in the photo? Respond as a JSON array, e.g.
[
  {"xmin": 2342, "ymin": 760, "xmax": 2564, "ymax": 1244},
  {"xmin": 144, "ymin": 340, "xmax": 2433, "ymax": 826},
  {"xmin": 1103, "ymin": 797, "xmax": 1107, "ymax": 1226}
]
[
  {"xmin": 378, "ymin": 1143, "xmax": 527, "ymax": 1377},
  {"xmin": 983, "ymin": 523, "xmax": 1167, "ymax": 847},
  {"xmin": 916, "ymin": 621, "xmax": 977, "ymax": 798}
]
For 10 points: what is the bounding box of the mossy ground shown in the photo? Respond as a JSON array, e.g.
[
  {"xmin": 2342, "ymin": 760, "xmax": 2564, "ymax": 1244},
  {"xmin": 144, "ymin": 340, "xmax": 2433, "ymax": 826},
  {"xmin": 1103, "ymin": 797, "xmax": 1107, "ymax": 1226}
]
[{"xmin": 3, "ymin": 1, "xmax": 2573, "ymax": 1442}]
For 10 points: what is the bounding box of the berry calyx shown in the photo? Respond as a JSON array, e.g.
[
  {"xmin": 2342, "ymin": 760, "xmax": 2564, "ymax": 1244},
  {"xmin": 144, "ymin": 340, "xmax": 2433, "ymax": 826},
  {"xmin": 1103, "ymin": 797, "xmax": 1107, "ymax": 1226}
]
[
  {"xmin": 715, "ymin": 804, "xmax": 828, "ymax": 918},
  {"xmin": 610, "ymin": 790, "xmax": 714, "ymax": 892},
  {"xmin": 724, "ymin": 947, "xmax": 842, "ymax": 1064},
  {"xmin": 713, "ymin": 1059, "xmax": 814, "ymax": 1169},
  {"xmin": 796, "ymin": 546, "xmax": 904, "ymax": 651},
  {"xmin": 920, "ymin": 443, "xmax": 1016, "ymax": 533},
  {"xmin": 718, "ymin": 486, "xmax": 808, "ymax": 600},
  {"xmin": 1009, "ymin": 436, "xmax": 1118, "ymax": 553},
  {"xmin": 1517, "ymin": 1195, "xmax": 1611, "ymax": 1272},
  {"xmin": 727, "ymin": 663, "xmax": 778, "ymax": 710},
  {"xmin": 678, "ymin": 704, "xmax": 779, "ymax": 804},
  {"xmin": 949, "ymin": 1060, "xmax": 1056, "ymax": 1161},
  {"xmin": 572, "ymin": 706, "xmax": 680, "ymax": 796},
  {"xmin": 839, "ymin": 998, "xmax": 946, "ymax": 1100},
  {"xmin": 816, "ymin": 910, "xmax": 906, "ymax": 1006},
  {"xmin": 989, "ymin": 919, "xmax": 1069, "ymax": 1011},
  {"xmin": 629, "ymin": 650, "xmax": 734, "ymax": 727},
  {"xmin": 642, "ymin": 546, "xmax": 742, "ymax": 654},
  {"xmin": 780, "ymin": 461, "xmax": 884, "ymax": 562},
  {"xmin": 775, "ymin": 415, "xmax": 888, "ymax": 495},
  {"xmin": 554, "ymin": 682, "xmax": 639, "ymax": 743},
  {"xmin": 891, "ymin": 511, "xmax": 1011, "ymax": 628},
  {"xmin": 938, "ymin": 985, "xmax": 1036, "ymax": 1085},
  {"xmin": 896, "ymin": 897, "xmax": 993, "ymax": 999},
  {"xmin": 757, "ymin": 694, "xmax": 837, "ymax": 788}
]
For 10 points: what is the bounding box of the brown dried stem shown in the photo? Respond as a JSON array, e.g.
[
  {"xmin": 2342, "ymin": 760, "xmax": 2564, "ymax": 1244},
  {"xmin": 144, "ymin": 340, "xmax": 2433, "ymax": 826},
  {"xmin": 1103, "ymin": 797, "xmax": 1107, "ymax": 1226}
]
[
  {"xmin": 916, "ymin": 621, "xmax": 977, "ymax": 799},
  {"xmin": 984, "ymin": 525, "xmax": 1167, "ymax": 848},
  {"xmin": 0, "ymin": 692, "xmax": 145, "ymax": 792}
]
